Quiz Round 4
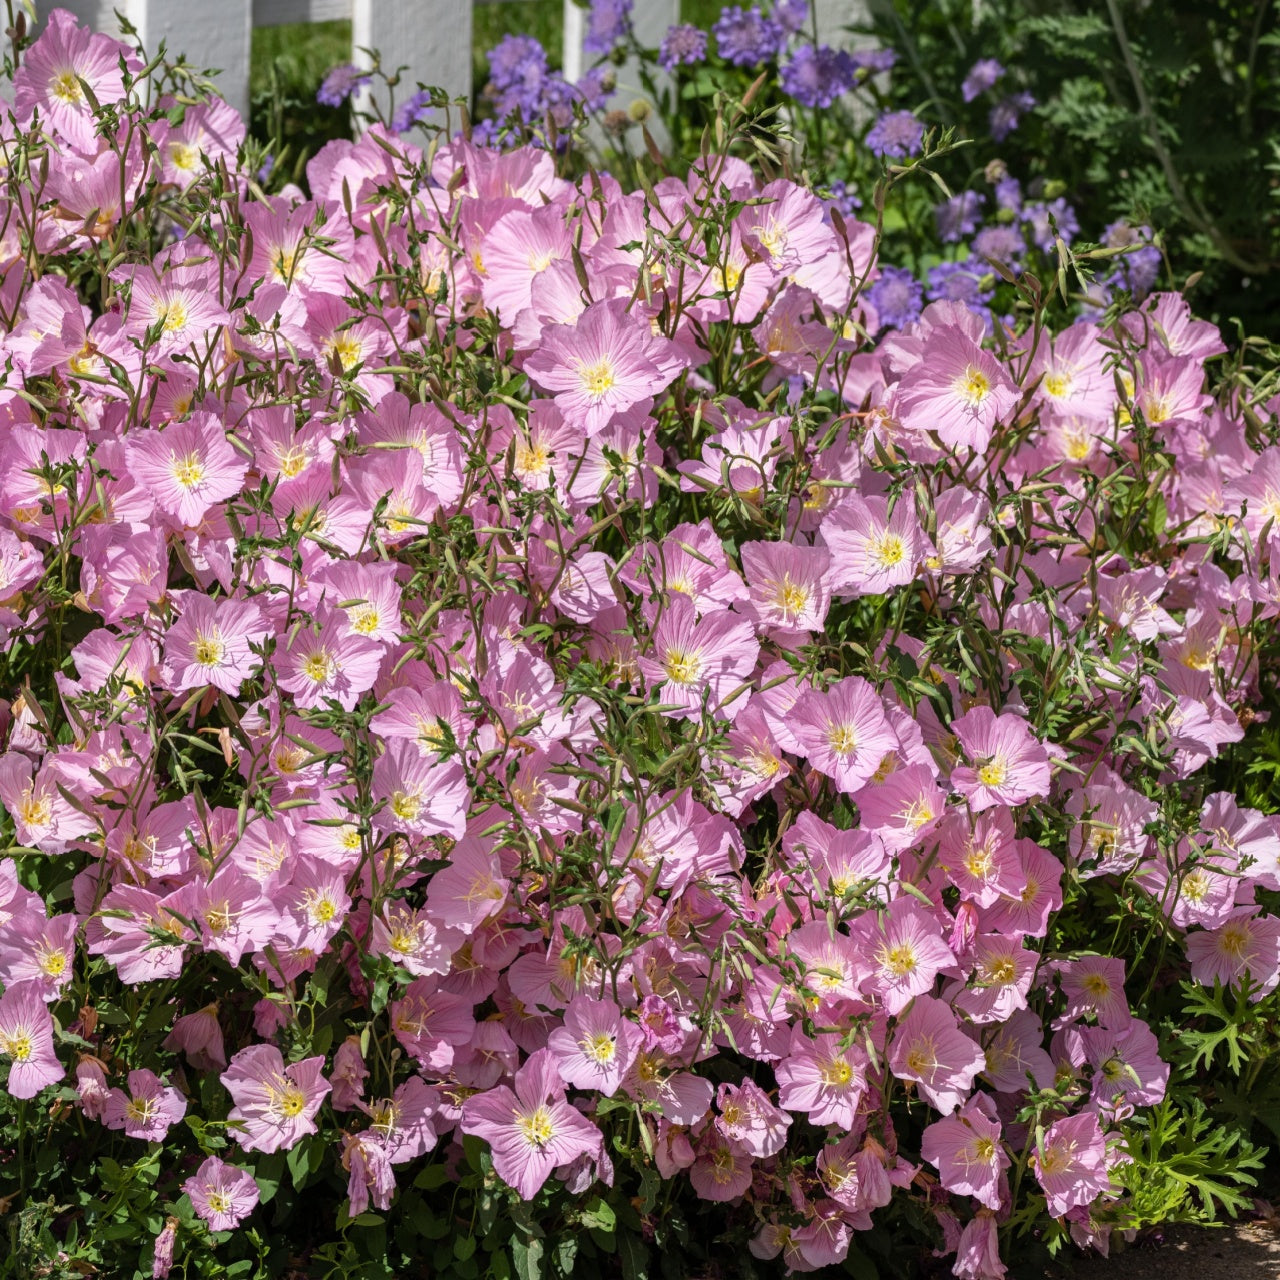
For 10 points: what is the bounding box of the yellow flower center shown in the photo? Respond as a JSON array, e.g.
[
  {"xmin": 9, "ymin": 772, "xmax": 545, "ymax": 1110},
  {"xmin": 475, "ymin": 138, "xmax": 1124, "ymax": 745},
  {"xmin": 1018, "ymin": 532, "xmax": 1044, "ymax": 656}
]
[
  {"xmin": 977, "ymin": 759, "xmax": 1007, "ymax": 788},
  {"xmin": 158, "ymin": 300, "xmax": 188, "ymax": 333},
  {"xmin": 827, "ymin": 724, "xmax": 857, "ymax": 757},
  {"xmin": 169, "ymin": 142, "xmax": 199, "ymax": 171},
  {"xmin": 193, "ymin": 632, "xmax": 224, "ymax": 667},
  {"xmin": 517, "ymin": 1105, "xmax": 555, "ymax": 1148},
  {"xmin": 391, "ymin": 791, "xmax": 421, "ymax": 822},
  {"xmin": 51, "ymin": 69, "xmax": 83, "ymax": 104},
  {"xmin": 869, "ymin": 531, "xmax": 906, "ymax": 569},
  {"xmin": 879, "ymin": 943, "xmax": 918, "ymax": 977},
  {"xmin": 3, "ymin": 1030, "xmax": 32, "ymax": 1061},
  {"xmin": 773, "ymin": 576, "xmax": 809, "ymax": 619},
  {"xmin": 301, "ymin": 650, "xmax": 334, "ymax": 684},
  {"xmin": 279, "ymin": 1085, "xmax": 307, "ymax": 1117},
  {"xmin": 578, "ymin": 359, "xmax": 616, "ymax": 398},
  {"xmin": 172, "ymin": 453, "xmax": 205, "ymax": 489},
  {"xmin": 583, "ymin": 1032, "xmax": 617, "ymax": 1064},
  {"xmin": 125, "ymin": 1096, "xmax": 157, "ymax": 1125},
  {"xmin": 1043, "ymin": 371, "xmax": 1071, "ymax": 398},
  {"xmin": 206, "ymin": 1190, "xmax": 231, "ymax": 1214},
  {"xmin": 818, "ymin": 1057, "xmax": 853, "ymax": 1087},
  {"xmin": 19, "ymin": 788, "xmax": 52, "ymax": 828},
  {"xmin": 663, "ymin": 649, "xmax": 701, "ymax": 684},
  {"xmin": 955, "ymin": 365, "xmax": 991, "ymax": 406}
]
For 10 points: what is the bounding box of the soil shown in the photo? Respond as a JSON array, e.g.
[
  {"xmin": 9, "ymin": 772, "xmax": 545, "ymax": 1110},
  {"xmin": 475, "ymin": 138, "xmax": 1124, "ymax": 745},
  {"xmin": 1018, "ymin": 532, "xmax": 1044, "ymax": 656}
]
[{"xmin": 1042, "ymin": 1218, "xmax": 1280, "ymax": 1279}]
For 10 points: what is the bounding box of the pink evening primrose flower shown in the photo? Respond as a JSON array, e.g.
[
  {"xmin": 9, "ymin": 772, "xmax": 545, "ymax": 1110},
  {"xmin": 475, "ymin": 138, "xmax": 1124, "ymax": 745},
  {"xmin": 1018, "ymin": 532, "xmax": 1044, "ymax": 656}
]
[
  {"xmin": 919, "ymin": 1093, "xmax": 1010, "ymax": 1210},
  {"xmin": 1032, "ymin": 1112, "xmax": 1112, "ymax": 1218},
  {"xmin": 183, "ymin": 1156, "xmax": 261, "ymax": 1231},
  {"xmin": 276, "ymin": 612, "xmax": 384, "ymax": 711},
  {"xmin": 460, "ymin": 1048, "xmax": 604, "ymax": 1200},
  {"xmin": 739, "ymin": 539, "xmax": 832, "ymax": 636},
  {"xmin": 774, "ymin": 1025, "xmax": 869, "ymax": 1130},
  {"xmin": 950, "ymin": 707, "xmax": 1052, "ymax": 811},
  {"xmin": 821, "ymin": 494, "xmax": 930, "ymax": 597},
  {"xmin": 791, "ymin": 676, "xmax": 899, "ymax": 794},
  {"xmin": 522, "ymin": 298, "xmax": 691, "ymax": 434},
  {"xmin": 855, "ymin": 895, "xmax": 957, "ymax": 1015},
  {"xmin": 887, "ymin": 995, "xmax": 986, "ymax": 1114},
  {"xmin": 103, "ymin": 1069, "xmax": 187, "ymax": 1141},
  {"xmin": 162, "ymin": 593, "xmax": 269, "ymax": 696},
  {"xmin": 0, "ymin": 981, "xmax": 63, "ymax": 1098},
  {"xmin": 547, "ymin": 996, "xmax": 641, "ymax": 1096},
  {"xmin": 126, "ymin": 412, "xmax": 249, "ymax": 527},
  {"xmin": 221, "ymin": 1044, "xmax": 330, "ymax": 1154}
]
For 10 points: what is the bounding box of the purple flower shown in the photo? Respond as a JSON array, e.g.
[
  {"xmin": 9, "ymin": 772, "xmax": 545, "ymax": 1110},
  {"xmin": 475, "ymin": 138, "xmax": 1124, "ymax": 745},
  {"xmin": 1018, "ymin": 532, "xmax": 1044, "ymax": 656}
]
[
  {"xmin": 714, "ymin": 6, "xmax": 784, "ymax": 66},
  {"xmin": 781, "ymin": 43, "xmax": 855, "ymax": 108},
  {"xmin": 961, "ymin": 58, "xmax": 1003, "ymax": 102},
  {"xmin": 576, "ymin": 66, "xmax": 614, "ymax": 112},
  {"xmin": 935, "ymin": 190, "xmax": 984, "ymax": 242},
  {"xmin": 850, "ymin": 47, "xmax": 897, "ymax": 72},
  {"xmin": 317, "ymin": 63, "xmax": 371, "ymax": 108},
  {"xmin": 584, "ymin": 0, "xmax": 632, "ymax": 55},
  {"xmin": 488, "ymin": 34, "xmax": 548, "ymax": 92},
  {"xmin": 773, "ymin": 0, "xmax": 811, "ymax": 32},
  {"xmin": 1023, "ymin": 197, "xmax": 1079, "ymax": 253},
  {"xmin": 391, "ymin": 89, "xmax": 434, "ymax": 134},
  {"xmin": 826, "ymin": 179, "xmax": 861, "ymax": 216},
  {"xmin": 1105, "ymin": 221, "xmax": 1162, "ymax": 297},
  {"xmin": 659, "ymin": 23, "xmax": 708, "ymax": 70},
  {"xmin": 927, "ymin": 259, "xmax": 995, "ymax": 321},
  {"xmin": 989, "ymin": 90, "xmax": 1035, "ymax": 141},
  {"xmin": 866, "ymin": 109, "xmax": 924, "ymax": 158},
  {"xmin": 994, "ymin": 175, "xmax": 1022, "ymax": 213},
  {"xmin": 972, "ymin": 223, "xmax": 1025, "ymax": 267},
  {"xmin": 256, "ymin": 154, "xmax": 275, "ymax": 185},
  {"xmin": 868, "ymin": 266, "xmax": 923, "ymax": 328}
]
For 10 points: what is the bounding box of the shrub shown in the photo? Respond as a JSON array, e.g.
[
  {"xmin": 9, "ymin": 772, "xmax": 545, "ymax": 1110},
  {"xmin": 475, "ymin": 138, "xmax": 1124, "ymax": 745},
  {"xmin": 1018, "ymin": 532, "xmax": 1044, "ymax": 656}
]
[{"xmin": 0, "ymin": 6, "xmax": 1278, "ymax": 1280}]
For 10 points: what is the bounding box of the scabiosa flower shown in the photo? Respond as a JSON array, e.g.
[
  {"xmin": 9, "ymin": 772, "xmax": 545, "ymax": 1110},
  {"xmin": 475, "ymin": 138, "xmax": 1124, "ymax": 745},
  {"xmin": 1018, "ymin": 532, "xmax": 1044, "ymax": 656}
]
[
  {"xmin": 0, "ymin": 981, "xmax": 62, "ymax": 1098},
  {"xmin": 391, "ymin": 89, "xmax": 433, "ymax": 134},
  {"xmin": 868, "ymin": 266, "xmax": 924, "ymax": 328},
  {"xmin": 221, "ymin": 1044, "xmax": 330, "ymax": 1154},
  {"xmin": 1032, "ymin": 1112, "xmax": 1112, "ymax": 1217},
  {"xmin": 461, "ymin": 1048, "xmax": 603, "ymax": 1200},
  {"xmin": 184, "ymin": 1156, "xmax": 260, "ymax": 1231},
  {"xmin": 927, "ymin": 260, "xmax": 995, "ymax": 318},
  {"xmin": 961, "ymin": 58, "xmax": 1003, "ymax": 102},
  {"xmin": 935, "ymin": 191, "xmax": 985, "ymax": 243},
  {"xmin": 971, "ymin": 224, "xmax": 1025, "ymax": 268},
  {"xmin": 781, "ymin": 44, "xmax": 855, "ymax": 109},
  {"xmin": 950, "ymin": 707, "xmax": 1052, "ymax": 810},
  {"xmin": 866, "ymin": 109, "xmax": 924, "ymax": 159},
  {"xmin": 103, "ymin": 1069, "xmax": 187, "ymax": 1141},
  {"xmin": 584, "ymin": 0, "xmax": 632, "ymax": 53},
  {"xmin": 989, "ymin": 90, "xmax": 1034, "ymax": 141},
  {"xmin": 713, "ymin": 6, "xmax": 784, "ymax": 66},
  {"xmin": 659, "ymin": 23, "xmax": 708, "ymax": 70},
  {"xmin": 317, "ymin": 63, "xmax": 371, "ymax": 107},
  {"xmin": 1023, "ymin": 197, "xmax": 1080, "ymax": 253}
]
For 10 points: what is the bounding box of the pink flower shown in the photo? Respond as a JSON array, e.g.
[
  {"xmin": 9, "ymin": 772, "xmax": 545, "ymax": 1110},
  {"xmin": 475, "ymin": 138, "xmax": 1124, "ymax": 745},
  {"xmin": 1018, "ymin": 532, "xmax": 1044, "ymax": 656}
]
[
  {"xmin": 888, "ymin": 995, "xmax": 986, "ymax": 1114},
  {"xmin": 822, "ymin": 494, "xmax": 929, "ymax": 597},
  {"xmin": 897, "ymin": 324, "xmax": 1018, "ymax": 453},
  {"xmin": 953, "ymin": 1210, "xmax": 1006, "ymax": 1279},
  {"xmin": 276, "ymin": 612, "xmax": 384, "ymax": 711},
  {"xmin": 1055, "ymin": 956, "xmax": 1131, "ymax": 1028},
  {"xmin": 739, "ymin": 539, "xmax": 831, "ymax": 635},
  {"xmin": 103, "ymin": 1069, "xmax": 187, "ymax": 1141},
  {"xmin": 715, "ymin": 1078, "xmax": 790, "ymax": 1158},
  {"xmin": 162, "ymin": 594, "xmax": 268, "ymax": 696},
  {"xmin": 523, "ymin": 298, "xmax": 690, "ymax": 434},
  {"xmin": 547, "ymin": 996, "xmax": 641, "ymax": 1096},
  {"xmin": 221, "ymin": 1045, "xmax": 330, "ymax": 1154},
  {"xmin": 1186, "ymin": 909, "xmax": 1280, "ymax": 998},
  {"xmin": 920, "ymin": 1093, "xmax": 1009, "ymax": 1209},
  {"xmin": 952, "ymin": 934, "xmax": 1037, "ymax": 1023},
  {"xmin": 854, "ymin": 895, "xmax": 956, "ymax": 1014},
  {"xmin": 688, "ymin": 1128, "xmax": 754, "ymax": 1202},
  {"xmin": 775, "ymin": 1026, "xmax": 868, "ymax": 1129},
  {"xmin": 461, "ymin": 1048, "xmax": 604, "ymax": 1200},
  {"xmin": 791, "ymin": 676, "xmax": 899, "ymax": 793},
  {"xmin": 163, "ymin": 1006, "xmax": 227, "ymax": 1071},
  {"xmin": 636, "ymin": 596, "xmax": 759, "ymax": 721},
  {"xmin": 1032, "ymin": 1112, "xmax": 1112, "ymax": 1218},
  {"xmin": 0, "ymin": 981, "xmax": 62, "ymax": 1098},
  {"xmin": 126, "ymin": 413, "xmax": 249, "ymax": 527},
  {"xmin": 950, "ymin": 707, "xmax": 1052, "ymax": 811},
  {"xmin": 371, "ymin": 740, "xmax": 470, "ymax": 840},
  {"xmin": 183, "ymin": 1156, "xmax": 260, "ymax": 1231}
]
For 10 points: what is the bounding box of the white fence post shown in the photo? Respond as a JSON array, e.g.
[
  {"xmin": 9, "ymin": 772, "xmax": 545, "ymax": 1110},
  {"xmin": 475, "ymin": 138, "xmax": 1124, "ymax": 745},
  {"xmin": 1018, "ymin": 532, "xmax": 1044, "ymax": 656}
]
[{"xmin": 351, "ymin": 0, "xmax": 473, "ymax": 123}]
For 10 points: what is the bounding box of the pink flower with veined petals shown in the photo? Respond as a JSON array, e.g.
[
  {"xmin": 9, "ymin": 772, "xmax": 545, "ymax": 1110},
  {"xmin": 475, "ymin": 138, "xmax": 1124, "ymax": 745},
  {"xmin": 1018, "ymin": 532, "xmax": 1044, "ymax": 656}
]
[
  {"xmin": 126, "ymin": 412, "xmax": 249, "ymax": 527},
  {"xmin": 636, "ymin": 596, "xmax": 759, "ymax": 722},
  {"xmin": 523, "ymin": 298, "xmax": 691, "ymax": 434},
  {"xmin": 821, "ymin": 494, "xmax": 930, "ymax": 597},
  {"xmin": 854, "ymin": 895, "xmax": 957, "ymax": 1015},
  {"xmin": 276, "ymin": 611, "xmax": 384, "ymax": 711},
  {"xmin": 162, "ymin": 593, "xmax": 268, "ymax": 697},
  {"xmin": 920, "ymin": 1093, "xmax": 1010, "ymax": 1209},
  {"xmin": 221, "ymin": 1044, "xmax": 330, "ymax": 1154},
  {"xmin": 775, "ymin": 1025, "xmax": 868, "ymax": 1130},
  {"xmin": 887, "ymin": 995, "xmax": 986, "ymax": 1114},
  {"xmin": 371, "ymin": 740, "xmax": 470, "ymax": 840},
  {"xmin": 0, "ymin": 981, "xmax": 62, "ymax": 1098},
  {"xmin": 547, "ymin": 996, "xmax": 641, "ymax": 1096},
  {"xmin": 791, "ymin": 676, "xmax": 899, "ymax": 793},
  {"xmin": 1032, "ymin": 1112, "xmax": 1112, "ymax": 1218},
  {"xmin": 951, "ymin": 707, "xmax": 1052, "ymax": 811},
  {"xmin": 183, "ymin": 1156, "xmax": 260, "ymax": 1231},
  {"xmin": 1186, "ymin": 909, "xmax": 1280, "ymax": 998},
  {"xmin": 461, "ymin": 1048, "xmax": 604, "ymax": 1200},
  {"xmin": 739, "ymin": 539, "xmax": 831, "ymax": 636},
  {"xmin": 103, "ymin": 1069, "xmax": 187, "ymax": 1141},
  {"xmin": 715, "ymin": 1078, "xmax": 790, "ymax": 1158}
]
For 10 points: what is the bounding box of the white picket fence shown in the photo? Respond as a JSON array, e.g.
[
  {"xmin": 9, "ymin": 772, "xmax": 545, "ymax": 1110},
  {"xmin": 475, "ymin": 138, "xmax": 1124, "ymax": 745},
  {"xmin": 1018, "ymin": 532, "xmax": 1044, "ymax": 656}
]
[{"xmin": 31, "ymin": 1, "xmax": 865, "ymax": 125}]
